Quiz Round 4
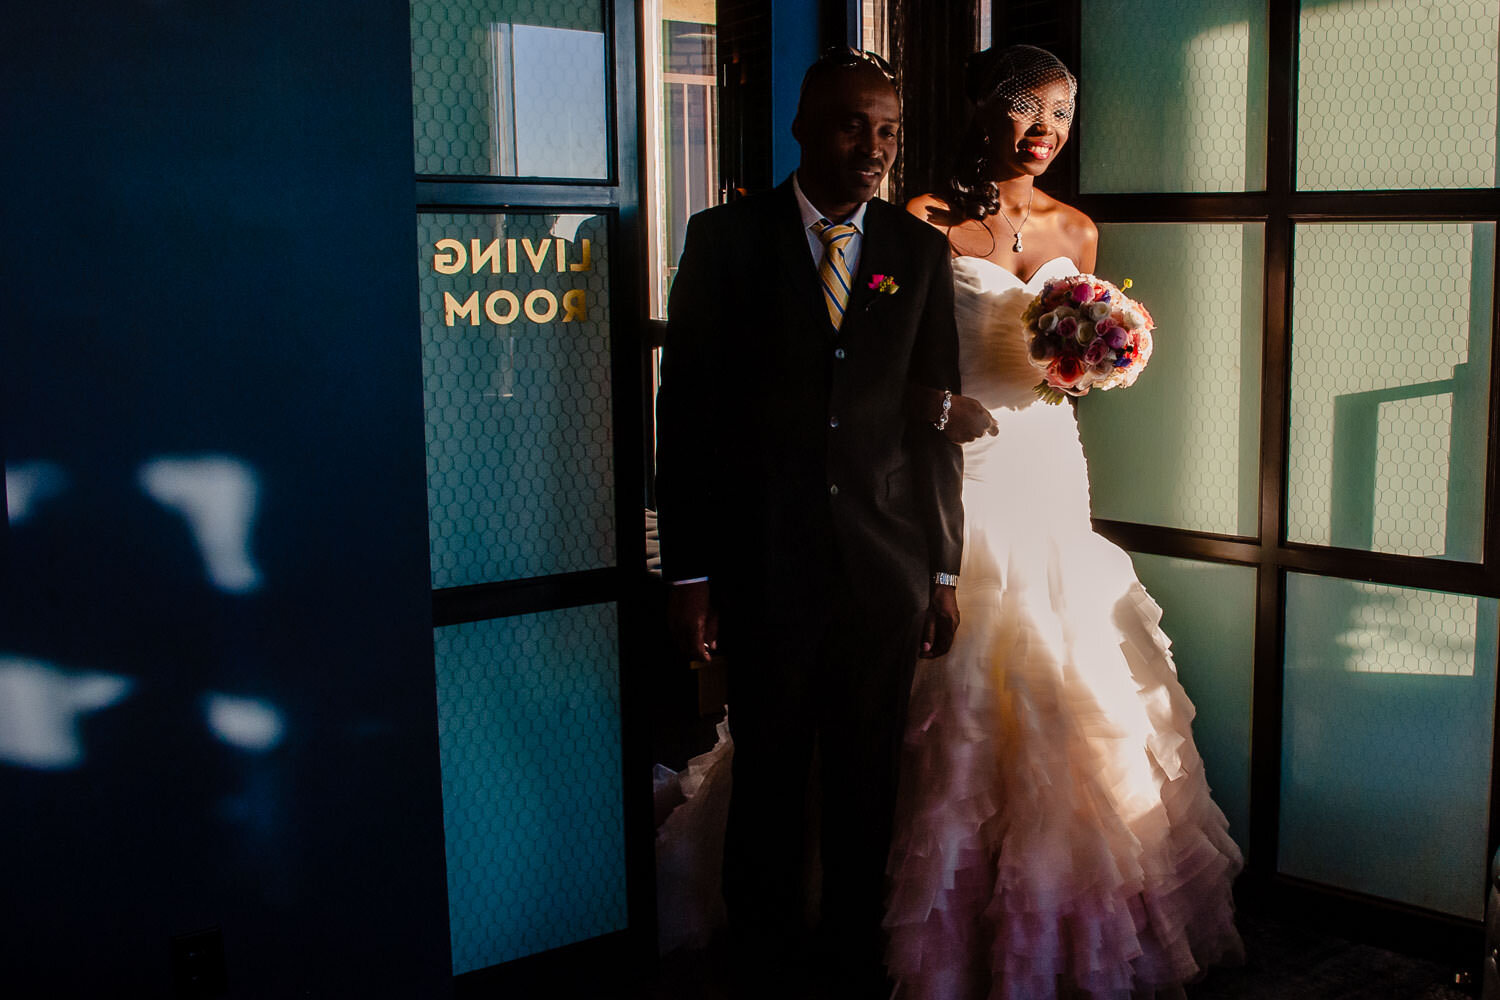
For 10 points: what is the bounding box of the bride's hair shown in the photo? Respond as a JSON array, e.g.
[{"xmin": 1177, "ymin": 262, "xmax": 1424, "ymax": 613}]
[{"xmin": 947, "ymin": 45, "xmax": 1077, "ymax": 222}]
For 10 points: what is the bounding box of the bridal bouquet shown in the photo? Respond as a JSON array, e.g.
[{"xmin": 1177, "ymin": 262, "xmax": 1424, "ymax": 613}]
[{"xmin": 1021, "ymin": 274, "xmax": 1154, "ymax": 403}]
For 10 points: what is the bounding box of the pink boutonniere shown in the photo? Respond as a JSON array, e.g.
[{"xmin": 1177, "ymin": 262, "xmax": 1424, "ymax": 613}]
[{"xmin": 868, "ymin": 274, "xmax": 899, "ymax": 295}]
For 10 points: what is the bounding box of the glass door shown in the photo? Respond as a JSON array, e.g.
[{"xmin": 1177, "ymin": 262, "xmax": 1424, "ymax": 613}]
[{"xmin": 408, "ymin": 0, "xmax": 652, "ymax": 988}]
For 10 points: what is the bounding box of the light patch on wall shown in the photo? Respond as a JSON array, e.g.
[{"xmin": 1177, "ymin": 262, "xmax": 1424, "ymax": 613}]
[
  {"xmin": 5, "ymin": 461, "xmax": 68, "ymax": 525},
  {"xmin": 204, "ymin": 693, "xmax": 285, "ymax": 752},
  {"xmin": 0, "ymin": 657, "xmax": 133, "ymax": 769},
  {"xmin": 1184, "ymin": 19, "xmax": 1253, "ymax": 191},
  {"xmin": 1341, "ymin": 581, "xmax": 1479, "ymax": 677},
  {"xmin": 138, "ymin": 455, "xmax": 263, "ymax": 594}
]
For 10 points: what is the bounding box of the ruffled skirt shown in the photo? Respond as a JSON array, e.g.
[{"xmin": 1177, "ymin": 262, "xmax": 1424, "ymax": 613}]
[{"xmin": 885, "ymin": 456, "xmax": 1243, "ymax": 999}]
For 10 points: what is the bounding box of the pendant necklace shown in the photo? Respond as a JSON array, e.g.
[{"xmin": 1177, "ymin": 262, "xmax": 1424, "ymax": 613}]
[{"xmin": 997, "ymin": 187, "xmax": 1035, "ymax": 253}]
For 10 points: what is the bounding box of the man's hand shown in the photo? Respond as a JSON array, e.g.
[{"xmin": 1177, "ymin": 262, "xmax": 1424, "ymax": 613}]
[
  {"xmin": 667, "ymin": 580, "xmax": 719, "ymax": 663},
  {"xmin": 919, "ymin": 583, "xmax": 959, "ymax": 658},
  {"xmin": 943, "ymin": 393, "xmax": 998, "ymax": 444}
]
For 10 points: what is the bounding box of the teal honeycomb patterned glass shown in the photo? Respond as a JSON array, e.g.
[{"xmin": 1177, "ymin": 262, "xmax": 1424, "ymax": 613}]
[
  {"xmin": 1280, "ymin": 574, "xmax": 1497, "ymax": 919},
  {"xmin": 411, "ymin": 0, "xmax": 609, "ymax": 178},
  {"xmin": 1287, "ymin": 223, "xmax": 1493, "ymax": 560},
  {"xmin": 1297, "ymin": 0, "xmax": 1498, "ymax": 191},
  {"xmin": 434, "ymin": 604, "xmax": 627, "ymax": 973},
  {"xmin": 1080, "ymin": 0, "xmax": 1267, "ymax": 193},
  {"xmin": 419, "ymin": 212, "xmax": 614, "ymax": 589},
  {"xmin": 1128, "ymin": 553, "xmax": 1255, "ymax": 859},
  {"xmin": 1078, "ymin": 224, "xmax": 1262, "ymax": 536}
]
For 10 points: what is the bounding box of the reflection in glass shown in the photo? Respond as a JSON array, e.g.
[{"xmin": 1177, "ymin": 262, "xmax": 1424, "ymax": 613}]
[
  {"xmin": 1081, "ymin": 0, "xmax": 1267, "ymax": 193},
  {"xmin": 417, "ymin": 212, "xmax": 615, "ymax": 589},
  {"xmin": 1287, "ymin": 223, "xmax": 1493, "ymax": 560},
  {"xmin": 1281, "ymin": 573, "xmax": 1496, "ymax": 919},
  {"xmin": 1079, "ymin": 224, "xmax": 1262, "ymax": 535},
  {"xmin": 411, "ymin": 1, "xmax": 609, "ymax": 179},
  {"xmin": 488, "ymin": 22, "xmax": 608, "ymax": 177},
  {"xmin": 648, "ymin": 8, "xmax": 718, "ymax": 317},
  {"xmin": 1298, "ymin": 0, "xmax": 1498, "ymax": 190}
]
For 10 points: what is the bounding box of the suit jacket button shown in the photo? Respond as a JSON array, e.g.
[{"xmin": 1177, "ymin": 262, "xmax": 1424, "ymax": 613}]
[
  {"xmin": 828, "ymin": 484, "xmax": 839, "ymax": 496},
  {"xmin": 834, "ymin": 347, "xmax": 846, "ymax": 359}
]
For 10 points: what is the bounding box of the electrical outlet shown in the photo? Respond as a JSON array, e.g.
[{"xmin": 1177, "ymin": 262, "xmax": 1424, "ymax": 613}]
[{"xmin": 170, "ymin": 926, "xmax": 227, "ymax": 998}]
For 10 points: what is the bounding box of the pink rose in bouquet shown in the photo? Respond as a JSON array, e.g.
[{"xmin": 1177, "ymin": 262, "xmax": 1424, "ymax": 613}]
[{"xmin": 1021, "ymin": 274, "xmax": 1154, "ymax": 404}]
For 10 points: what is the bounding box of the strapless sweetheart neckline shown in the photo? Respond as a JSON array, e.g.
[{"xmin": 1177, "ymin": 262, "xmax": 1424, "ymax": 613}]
[{"xmin": 953, "ymin": 254, "xmax": 1078, "ymax": 289}]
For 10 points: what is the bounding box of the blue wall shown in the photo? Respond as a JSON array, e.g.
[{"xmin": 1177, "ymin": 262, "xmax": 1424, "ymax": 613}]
[
  {"xmin": 772, "ymin": 0, "xmax": 822, "ymax": 184},
  {"xmin": 1, "ymin": 2, "xmax": 452, "ymax": 994}
]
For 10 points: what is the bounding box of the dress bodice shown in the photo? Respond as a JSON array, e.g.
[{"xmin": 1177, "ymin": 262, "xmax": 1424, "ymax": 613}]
[
  {"xmin": 949, "ymin": 254, "xmax": 1094, "ymax": 537},
  {"xmin": 952, "ymin": 255, "xmax": 1080, "ymax": 412}
]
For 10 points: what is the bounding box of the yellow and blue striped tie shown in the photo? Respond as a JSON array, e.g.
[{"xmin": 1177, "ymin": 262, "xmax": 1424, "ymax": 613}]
[{"xmin": 812, "ymin": 218, "xmax": 859, "ymax": 331}]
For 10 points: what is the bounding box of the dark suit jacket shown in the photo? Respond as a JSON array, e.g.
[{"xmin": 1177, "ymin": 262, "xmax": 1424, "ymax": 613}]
[{"xmin": 655, "ymin": 180, "xmax": 963, "ymax": 631}]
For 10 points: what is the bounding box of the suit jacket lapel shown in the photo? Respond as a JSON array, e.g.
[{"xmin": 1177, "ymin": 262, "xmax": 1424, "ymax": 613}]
[
  {"xmin": 770, "ymin": 181, "xmax": 828, "ymax": 337},
  {"xmin": 843, "ymin": 199, "xmax": 898, "ymax": 335}
]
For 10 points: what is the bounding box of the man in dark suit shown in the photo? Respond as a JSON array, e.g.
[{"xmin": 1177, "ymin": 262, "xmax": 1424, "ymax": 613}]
[{"xmin": 655, "ymin": 49, "xmax": 964, "ymax": 995}]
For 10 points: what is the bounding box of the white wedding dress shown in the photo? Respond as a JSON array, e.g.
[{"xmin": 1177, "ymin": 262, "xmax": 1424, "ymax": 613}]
[{"xmin": 884, "ymin": 256, "xmax": 1244, "ymax": 999}]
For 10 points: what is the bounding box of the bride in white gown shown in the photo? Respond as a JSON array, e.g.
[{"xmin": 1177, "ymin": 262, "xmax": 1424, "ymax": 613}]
[{"xmin": 885, "ymin": 46, "xmax": 1243, "ymax": 999}]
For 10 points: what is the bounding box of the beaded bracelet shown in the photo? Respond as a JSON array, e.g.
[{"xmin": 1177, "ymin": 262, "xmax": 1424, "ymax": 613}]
[{"xmin": 934, "ymin": 388, "xmax": 953, "ymax": 431}]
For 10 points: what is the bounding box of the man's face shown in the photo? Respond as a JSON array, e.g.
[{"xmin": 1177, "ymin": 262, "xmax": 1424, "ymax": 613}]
[{"xmin": 793, "ymin": 69, "xmax": 900, "ymax": 214}]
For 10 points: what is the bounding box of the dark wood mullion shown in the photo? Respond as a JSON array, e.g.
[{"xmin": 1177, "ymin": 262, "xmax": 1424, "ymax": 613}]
[
  {"xmin": 1100, "ymin": 518, "xmax": 1500, "ymax": 597},
  {"xmin": 1486, "ymin": 174, "xmax": 1500, "ymax": 890},
  {"xmin": 415, "ymin": 181, "xmax": 620, "ymax": 209},
  {"xmin": 1273, "ymin": 545, "xmax": 1498, "ymax": 595},
  {"xmin": 1092, "ymin": 520, "xmax": 1259, "ymax": 565},
  {"xmin": 1289, "ymin": 189, "xmax": 1500, "ymax": 221},
  {"xmin": 1245, "ymin": 0, "xmax": 1299, "ymax": 883},
  {"xmin": 432, "ymin": 568, "xmax": 620, "ymax": 627},
  {"xmin": 1076, "ymin": 190, "xmax": 1500, "ymax": 225},
  {"xmin": 609, "ymin": 0, "xmax": 659, "ymax": 972},
  {"xmin": 1074, "ymin": 192, "xmax": 1270, "ymax": 223}
]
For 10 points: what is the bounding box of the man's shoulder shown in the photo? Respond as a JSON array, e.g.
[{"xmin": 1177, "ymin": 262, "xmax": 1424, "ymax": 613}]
[
  {"xmin": 689, "ymin": 186, "xmax": 790, "ymax": 233},
  {"xmin": 866, "ymin": 196, "xmax": 948, "ymax": 254}
]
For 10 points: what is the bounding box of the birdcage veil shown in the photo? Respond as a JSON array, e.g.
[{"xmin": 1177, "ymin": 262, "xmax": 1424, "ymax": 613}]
[{"xmin": 965, "ymin": 44, "xmax": 1076, "ymax": 118}]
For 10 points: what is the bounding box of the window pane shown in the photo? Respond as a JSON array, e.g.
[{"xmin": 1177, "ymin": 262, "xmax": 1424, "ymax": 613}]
[
  {"xmin": 435, "ymin": 604, "xmax": 627, "ymax": 972},
  {"xmin": 1280, "ymin": 574, "xmax": 1496, "ymax": 919},
  {"xmin": 419, "ymin": 212, "xmax": 614, "ymax": 588},
  {"xmin": 411, "ymin": 0, "xmax": 608, "ymax": 179},
  {"xmin": 1297, "ymin": 0, "xmax": 1499, "ymax": 191},
  {"xmin": 1287, "ymin": 223, "xmax": 1493, "ymax": 559},
  {"xmin": 1129, "ymin": 553, "xmax": 1256, "ymax": 859},
  {"xmin": 1080, "ymin": 0, "xmax": 1267, "ymax": 193},
  {"xmin": 651, "ymin": 11, "xmax": 718, "ymax": 317},
  {"xmin": 1078, "ymin": 224, "xmax": 1263, "ymax": 535}
]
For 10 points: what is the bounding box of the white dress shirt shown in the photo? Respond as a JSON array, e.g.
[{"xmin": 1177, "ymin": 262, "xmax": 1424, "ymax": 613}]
[{"xmin": 793, "ymin": 171, "xmax": 868, "ymax": 279}]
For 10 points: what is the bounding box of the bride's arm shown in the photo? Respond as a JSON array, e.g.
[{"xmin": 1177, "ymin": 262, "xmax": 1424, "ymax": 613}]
[{"xmin": 1071, "ymin": 209, "xmax": 1099, "ymax": 273}]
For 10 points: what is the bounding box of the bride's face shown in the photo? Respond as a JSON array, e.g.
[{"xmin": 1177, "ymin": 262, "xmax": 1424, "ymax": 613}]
[{"xmin": 983, "ymin": 76, "xmax": 1074, "ymax": 177}]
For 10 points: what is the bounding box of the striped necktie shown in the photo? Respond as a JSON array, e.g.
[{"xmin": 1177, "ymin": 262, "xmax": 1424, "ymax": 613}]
[{"xmin": 812, "ymin": 218, "xmax": 859, "ymax": 330}]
